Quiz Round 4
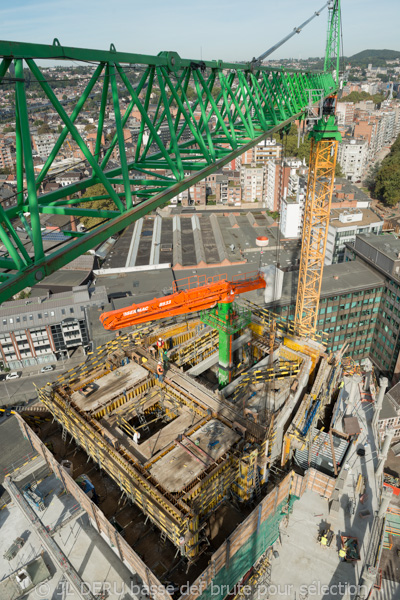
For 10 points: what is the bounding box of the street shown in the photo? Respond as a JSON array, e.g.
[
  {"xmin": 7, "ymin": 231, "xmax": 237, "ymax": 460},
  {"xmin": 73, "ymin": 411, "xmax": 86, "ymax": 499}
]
[{"xmin": 0, "ymin": 353, "xmax": 86, "ymax": 408}]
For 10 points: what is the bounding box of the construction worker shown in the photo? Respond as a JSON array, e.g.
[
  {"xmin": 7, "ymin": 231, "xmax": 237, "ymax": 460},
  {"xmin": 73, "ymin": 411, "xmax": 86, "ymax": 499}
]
[
  {"xmin": 156, "ymin": 361, "xmax": 164, "ymax": 383},
  {"xmin": 157, "ymin": 337, "xmax": 165, "ymax": 359},
  {"xmin": 320, "ymin": 534, "xmax": 328, "ymax": 547},
  {"xmin": 162, "ymin": 348, "xmax": 169, "ymax": 369},
  {"xmin": 339, "ymin": 548, "xmax": 346, "ymax": 561}
]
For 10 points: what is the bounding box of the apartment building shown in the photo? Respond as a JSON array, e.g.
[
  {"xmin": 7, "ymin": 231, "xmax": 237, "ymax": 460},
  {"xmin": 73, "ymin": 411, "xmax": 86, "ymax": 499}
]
[
  {"xmin": 0, "ymin": 286, "xmax": 108, "ymax": 371},
  {"xmin": 279, "ymin": 196, "xmax": 302, "ymax": 238},
  {"xmin": 240, "ymin": 163, "xmax": 266, "ymax": 204},
  {"xmin": 336, "ymin": 102, "xmax": 355, "ymax": 127},
  {"xmin": 337, "ymin": 138, "xmax": 368, "ymax": 182},
  {"xmin": 279, "ymin": 175, "xmax": 307, "ymax": 238},
  {"xmin": 240, "ymin": 138, "xmax": 282, "ymax": 166},
  {"xmin": 325, "ymin": 208, "xmax": 383, "ymax": 265},
  {"xmin": 0, "ymin": 141, "xmax": 14, "ymax": 170},
  {"xmin": 332, "ymin": 179, "xmax": 370, "ymax": 209},
  {"xmin": 264, "ymin": 160, "xmax": 291, "ymax": 211},
  {"xmin": 32, "ymin": 134, "xmax": 58, "ymax": 160}
]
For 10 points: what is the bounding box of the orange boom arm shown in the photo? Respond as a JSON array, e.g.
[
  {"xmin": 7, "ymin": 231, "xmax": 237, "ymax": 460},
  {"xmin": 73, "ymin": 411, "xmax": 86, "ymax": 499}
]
[{"xmin": 100, "ymin": 272, "xmax": 266, "ymax": 331}]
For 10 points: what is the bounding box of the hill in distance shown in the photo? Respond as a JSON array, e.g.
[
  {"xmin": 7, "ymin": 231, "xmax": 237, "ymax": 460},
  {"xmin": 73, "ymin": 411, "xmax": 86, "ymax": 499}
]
[{"xmin": 347, "ymin": 49, "xmax": 400, "ymax": 67}]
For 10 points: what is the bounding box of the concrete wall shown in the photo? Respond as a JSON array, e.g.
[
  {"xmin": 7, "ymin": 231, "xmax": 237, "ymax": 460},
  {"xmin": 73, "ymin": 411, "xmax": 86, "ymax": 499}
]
[{"xmin": 15, "ymin": 414, "xmax": 173, "ymax": 600}]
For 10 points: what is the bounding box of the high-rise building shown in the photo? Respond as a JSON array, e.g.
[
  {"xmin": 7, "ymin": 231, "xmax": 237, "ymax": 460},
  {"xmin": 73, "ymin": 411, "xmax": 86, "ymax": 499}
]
[{"xmin": 337, "ymin": 138, "xmax": 368, "ymax": 182}]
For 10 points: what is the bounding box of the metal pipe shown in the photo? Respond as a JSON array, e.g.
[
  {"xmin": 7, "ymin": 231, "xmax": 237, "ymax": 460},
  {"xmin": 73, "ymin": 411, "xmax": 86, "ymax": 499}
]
[{"xmin": 255, "ymin": 3, "xmax": 329, "ymax": 63}]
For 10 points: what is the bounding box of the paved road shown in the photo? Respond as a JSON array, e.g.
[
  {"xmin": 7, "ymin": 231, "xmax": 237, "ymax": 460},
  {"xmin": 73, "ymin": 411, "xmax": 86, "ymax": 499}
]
[{"xmin": 0, "ymin": 355, "xmax": 86, "ymax": 407}]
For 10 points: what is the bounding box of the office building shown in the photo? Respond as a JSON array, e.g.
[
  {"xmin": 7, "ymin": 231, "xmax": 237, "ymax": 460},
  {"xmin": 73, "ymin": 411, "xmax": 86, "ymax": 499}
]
[
  {"xmin": 325, "ymin": 208, "xmax": 383, "ymax": 264},
  {"xmin": 0, "ymin": 286, "xmax": 108, "ymax": 370}
]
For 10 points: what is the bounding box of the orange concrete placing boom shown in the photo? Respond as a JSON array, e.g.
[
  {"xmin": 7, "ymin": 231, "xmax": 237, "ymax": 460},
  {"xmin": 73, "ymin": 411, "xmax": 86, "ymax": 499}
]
[{"xmin": 100, "ymin": 271, "xmax": 266, "ymax": 331}]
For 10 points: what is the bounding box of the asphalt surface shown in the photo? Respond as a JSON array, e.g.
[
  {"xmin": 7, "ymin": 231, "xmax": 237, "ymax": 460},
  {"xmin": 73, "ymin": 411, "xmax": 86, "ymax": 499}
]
[
  {"xmin": 0, "ymin": 353, "xmax": 86, "ymax": 408},
  {"xmin": 0, "ymin": 416, "xmax": 33, "ymax": 494}
]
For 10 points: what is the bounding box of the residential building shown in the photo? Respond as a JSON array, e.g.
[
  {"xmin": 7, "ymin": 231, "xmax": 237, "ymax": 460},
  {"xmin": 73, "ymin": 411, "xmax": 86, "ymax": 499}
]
[
  {"xmin": 55, "ymin": 171, "xmax": 82, "ymax": 187},
  {"xmin": 279, "ymin": 175, "xmax": 307, "ymax": 238},
  {"xmin": 337, "ymin": 138, "xmax": 368, "ymax": 182},
  {"xmin": 32, "ymin": 134, "xmax": 58, "ymax": 160},
  {"xmin": 264, "ymin": 160, "xmax": 291, "ymax": 211},
  {"xmin": 240, "ymin": 163, "xmax": 266, "ymax": 204},
  {"xmin": 0, "ymin": 286, "xmax": 108, "ymax": 370},
  {"xmin": 215, "ymin": 170, "xmax": 241, "ymax": 204},
  {"xmin": 280, "ymin": 196, "xmax": 302, "ymax": 238},
  {"xmin": 332, "ymin": 179, "xmax": 371, "ymax": 209},
  {"xmin": 0, "ymin": 141, "xmax": 14, "ymax": 170},
  {"xmin": 325, "ymin": 208, "xmax": 384, "ymax": 265},
  {"xmin": 239, "ymin": 138, "xmax": 282, "ymax": 166},
  {"xmin": 336, "ymin": 102, "xmax": 355, "ymax": 127}
]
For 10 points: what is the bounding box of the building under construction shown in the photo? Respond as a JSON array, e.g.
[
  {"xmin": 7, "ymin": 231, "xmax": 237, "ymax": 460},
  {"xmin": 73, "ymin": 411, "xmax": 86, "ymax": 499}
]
[{"xmin": 34, "ymin": 297, "xmax": 345, "ymax": 572}]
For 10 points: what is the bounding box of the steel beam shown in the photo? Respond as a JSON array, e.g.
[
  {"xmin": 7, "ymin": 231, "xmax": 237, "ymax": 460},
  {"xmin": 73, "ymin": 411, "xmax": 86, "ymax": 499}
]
[{"xmin": 0, "ymin": 40, "xmax": 337, "ymax": 304}]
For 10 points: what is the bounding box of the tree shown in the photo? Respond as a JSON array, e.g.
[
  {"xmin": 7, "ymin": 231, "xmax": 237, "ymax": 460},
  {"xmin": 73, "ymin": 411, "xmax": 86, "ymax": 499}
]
[
  {"xmin": 76, "ymin": 183, "xmax": 118, "ymax": 229},
  {"xmin": 335, "ymin": 163, "xmax": 344, "ymax": 177},
  {"xmin": 373, "ymin": 134, "xmax": 400, "ymax": 206},
  {"xmin": 363, "ymin": 162, "xmax": 380, "ymax": 193},
  {"xmin": 37, "ymin": 124, "xmax": 53, "ymax": 135}
]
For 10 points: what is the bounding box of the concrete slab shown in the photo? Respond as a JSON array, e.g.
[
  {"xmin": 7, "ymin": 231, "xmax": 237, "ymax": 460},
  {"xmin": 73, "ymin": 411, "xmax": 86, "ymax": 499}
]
[
  {"xmin": 72, "ymin": 363, "xmax": 148, "ymax": 412},
  {"xmin": 264, "ymin": 386, "xmax": 381, "ymax": 600},
  {"xmin": 0, "ymin": 468, "xmax": 140, "ymax": 600},
  {"xmin": 149, "ymin": 419, "xmax": 240, "ymax": 492}
]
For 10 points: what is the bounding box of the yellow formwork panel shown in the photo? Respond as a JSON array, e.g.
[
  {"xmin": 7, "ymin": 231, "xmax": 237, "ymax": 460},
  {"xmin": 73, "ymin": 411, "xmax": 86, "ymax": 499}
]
[{"xmin": 283, "ymin": 337, "xmax": 320, "ymax": 373}]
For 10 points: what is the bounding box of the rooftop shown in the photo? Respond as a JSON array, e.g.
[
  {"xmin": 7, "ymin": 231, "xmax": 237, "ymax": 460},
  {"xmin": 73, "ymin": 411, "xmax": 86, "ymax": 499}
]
[
  {"xmin": 356, "ymin": 233, "xmax": 400, "ymax": 262},
  {"xmin": 329, "ymin": 208, "xmax": 383, "ymax": 229}
]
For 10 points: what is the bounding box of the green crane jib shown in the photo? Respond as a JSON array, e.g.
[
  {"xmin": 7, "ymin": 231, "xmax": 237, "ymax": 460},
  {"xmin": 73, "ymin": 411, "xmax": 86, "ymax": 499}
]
[{"xmin": 0, "ymin": 2, "xmax": 341, "ymax": 304}]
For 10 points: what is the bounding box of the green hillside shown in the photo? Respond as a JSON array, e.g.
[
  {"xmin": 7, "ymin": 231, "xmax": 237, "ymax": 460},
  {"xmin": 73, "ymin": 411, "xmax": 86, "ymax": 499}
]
[{"xmin": 347, "ymin": 49, "xmax": 400, "ymax": 67}]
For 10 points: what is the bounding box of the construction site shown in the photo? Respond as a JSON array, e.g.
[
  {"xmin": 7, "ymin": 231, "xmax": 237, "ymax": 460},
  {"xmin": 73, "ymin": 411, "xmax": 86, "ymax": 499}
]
[
  {"xmin": 1, "ymin": 287, "xmax": 396, "ymax": 600},
  {"xmin": 1, "ymin": 2, "xmax": 400, "ymax": 599}
]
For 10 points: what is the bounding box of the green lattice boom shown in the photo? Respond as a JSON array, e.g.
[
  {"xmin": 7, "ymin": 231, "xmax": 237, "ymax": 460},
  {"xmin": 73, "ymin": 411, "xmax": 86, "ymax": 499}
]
[{"xmin": 0, "ymin": 37, "xmax": 338, "ymax": 303}]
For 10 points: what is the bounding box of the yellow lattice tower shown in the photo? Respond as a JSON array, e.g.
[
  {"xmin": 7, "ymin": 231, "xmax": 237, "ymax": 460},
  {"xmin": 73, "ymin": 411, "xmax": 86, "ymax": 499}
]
[{"xmin": 295, "ymin": 116, "xmax": 341, "ymax": 334}]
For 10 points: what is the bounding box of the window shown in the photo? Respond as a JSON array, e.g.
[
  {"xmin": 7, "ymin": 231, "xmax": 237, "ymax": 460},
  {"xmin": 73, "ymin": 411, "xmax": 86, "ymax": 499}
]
[
  {"xmin": 23, "ymin": 316, "xmax": 27, "ymax": 322},
  {"xmin": 70, "ymin": 308, "xmax": 74, "ymax": 314},
  {"xmin": 61, "ymin": 309, "xmax": 66, "ymax": 315},
  {"xmin": 44, "ymin": 312, "xmax": 48, "ymax": 318},
  {"xmin": 29, "ymin": 315, "xmax": 33, "ymax": 320},
  {"xmin": 38, "ymin": 313, "xmax": 42, "ymax": 319},
  {"xmin": 9, "ymin": 318, "xmax": 13, "ymax": 324},
  {"xmin": 16, "ymin": 317, "xmax": 20, "ymax": 323},
  {"xmin": 50, "ymin": 311, "xmax": 55, "ymax": 317}
]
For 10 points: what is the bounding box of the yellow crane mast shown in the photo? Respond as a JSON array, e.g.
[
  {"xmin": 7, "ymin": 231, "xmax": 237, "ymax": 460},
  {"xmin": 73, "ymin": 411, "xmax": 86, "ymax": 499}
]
[{"xmin": 294, "ymin": 114, "xmax": 341, "ymax": 334}]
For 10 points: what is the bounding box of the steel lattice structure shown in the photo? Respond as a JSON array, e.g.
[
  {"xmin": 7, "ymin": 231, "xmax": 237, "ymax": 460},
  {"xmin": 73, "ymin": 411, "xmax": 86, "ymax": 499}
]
[
  {"xmin": 0, "ymin": 39, "xmax": 338, "ymax": 303},
  {"xmin": 294, "ymin": 124, "xmax": 340, "ymax": 333}
]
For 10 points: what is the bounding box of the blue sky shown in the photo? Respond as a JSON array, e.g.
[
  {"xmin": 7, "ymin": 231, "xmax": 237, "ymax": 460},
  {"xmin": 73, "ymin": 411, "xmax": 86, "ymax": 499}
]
[{"xmin": 1, "ymin": 0, "xmax": 399, "ymax": 62}]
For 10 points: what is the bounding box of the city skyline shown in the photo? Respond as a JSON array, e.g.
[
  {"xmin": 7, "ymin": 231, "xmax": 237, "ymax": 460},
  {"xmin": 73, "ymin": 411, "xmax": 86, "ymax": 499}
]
[{"xmin": 1, "ymin": 0, "xmax": 399, "ymax": 64}]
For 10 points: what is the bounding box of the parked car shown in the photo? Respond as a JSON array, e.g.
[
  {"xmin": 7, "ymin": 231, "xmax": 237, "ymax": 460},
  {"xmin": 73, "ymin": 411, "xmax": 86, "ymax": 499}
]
[
  {"xmin": 40, "ymin": 365, "xmax": 55, "ymax": 373},
  {"xmin": 6, "ymin": 371, "xmax": 21, "ymax": 380}
]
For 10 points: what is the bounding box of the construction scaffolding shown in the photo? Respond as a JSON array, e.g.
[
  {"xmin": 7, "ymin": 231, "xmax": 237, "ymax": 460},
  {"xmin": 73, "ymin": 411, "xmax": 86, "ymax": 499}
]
[{"xmin": 34, "ymin": 307, "xmax": 344, "ymax": 565}]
